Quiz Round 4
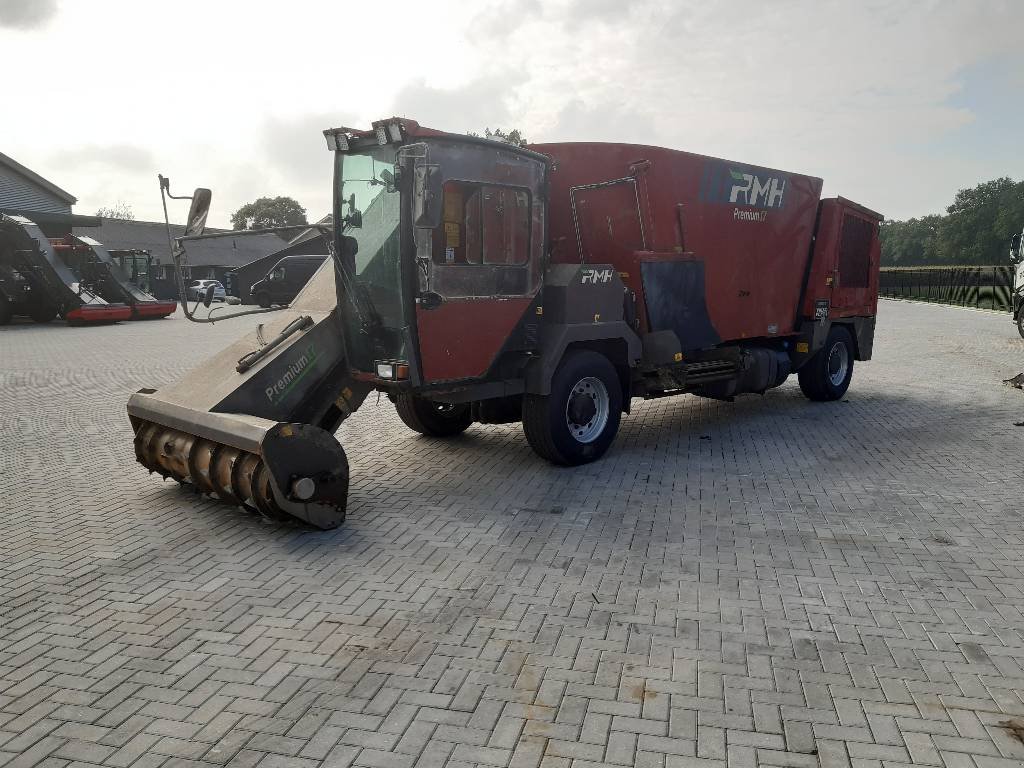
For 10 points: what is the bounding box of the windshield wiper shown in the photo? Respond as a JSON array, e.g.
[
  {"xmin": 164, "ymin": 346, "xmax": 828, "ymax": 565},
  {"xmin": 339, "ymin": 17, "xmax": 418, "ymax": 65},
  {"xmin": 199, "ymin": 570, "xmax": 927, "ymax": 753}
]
[{"xmin": 331, "ymin": 222, "xmax": 382, "ymax": 333}]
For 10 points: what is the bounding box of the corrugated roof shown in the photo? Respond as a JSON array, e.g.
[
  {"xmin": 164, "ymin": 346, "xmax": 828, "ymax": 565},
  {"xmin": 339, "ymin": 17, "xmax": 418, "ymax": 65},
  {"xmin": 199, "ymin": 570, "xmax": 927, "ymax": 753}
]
[
  {"xmin": 73, "ymin": 218, "xmax": 284, "ymax": 268},
  {"xmin": 0, "ymin": 151, "xmax": 77, "ymax": 204}
]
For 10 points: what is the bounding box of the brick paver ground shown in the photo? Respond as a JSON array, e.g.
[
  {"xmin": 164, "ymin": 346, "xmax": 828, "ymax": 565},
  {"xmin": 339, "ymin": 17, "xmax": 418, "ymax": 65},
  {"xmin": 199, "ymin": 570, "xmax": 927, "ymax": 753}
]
[{"xmin": 3, "ymin": 300, "xmax": 1024, "ymax": 768}]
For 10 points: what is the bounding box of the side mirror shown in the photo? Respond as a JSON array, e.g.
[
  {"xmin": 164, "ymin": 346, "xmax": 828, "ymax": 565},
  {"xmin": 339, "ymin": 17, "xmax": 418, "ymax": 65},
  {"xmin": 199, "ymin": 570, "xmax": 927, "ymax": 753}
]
[
  {"xmin": 185, "ymin": 188, "xmax": 212, "ymax": 237},
  {"xmin": 336, "ymin": 235, "xmax": 359, "ymax": 274},
  {"xmin": 418, "ymin": 290, "xmax": 443, "ymax": 310},
  {"xmin": 380, "ymin": 168, "xmax": 396, "ymax": 193},
  {"xmin": 413, "ymin": 164, "xmax": 443, "ymax": 228},
  {"xmin": 344, "ymin": 193, "xmax": 362, "ymax": 229},
  {"xmin": 202, "ymin": 283, "xmax": 216, "ymax": 307}
]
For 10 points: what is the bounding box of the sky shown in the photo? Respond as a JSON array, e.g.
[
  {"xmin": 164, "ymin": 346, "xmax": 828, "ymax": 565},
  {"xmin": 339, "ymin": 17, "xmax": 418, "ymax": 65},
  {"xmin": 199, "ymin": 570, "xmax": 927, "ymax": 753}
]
[{"xmin": 0, "ymin": 0, "xmax": 1022, "ymax": 228}]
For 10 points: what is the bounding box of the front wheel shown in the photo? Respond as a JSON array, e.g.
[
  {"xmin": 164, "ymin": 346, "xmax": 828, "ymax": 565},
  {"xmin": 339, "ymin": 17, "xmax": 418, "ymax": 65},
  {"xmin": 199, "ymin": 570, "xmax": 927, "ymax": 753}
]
[
  {"xmin": 522, "ymin": 349, "xmax": 623, "ymax": 466},
  {"xmin": 1016, "ymin": 311, "xmax": 1024, "ymax": 340},
  {"xmin": 798, "ymin": 326, "xmax": 855, "ymax": 401},
  {"xmin": 395, "ymin": 393, "xmax": 472, "ymax": 437},
  {"xmin": 29, "ymin": 304, "xmax": 57, "ymax": 324},
  {"xmin": 0, "ymin": 295, "xmax": 11, "ymax": 325},
  {"xmin": 255, "ymin": 292, "xmax": 271, "ymax": 309}
]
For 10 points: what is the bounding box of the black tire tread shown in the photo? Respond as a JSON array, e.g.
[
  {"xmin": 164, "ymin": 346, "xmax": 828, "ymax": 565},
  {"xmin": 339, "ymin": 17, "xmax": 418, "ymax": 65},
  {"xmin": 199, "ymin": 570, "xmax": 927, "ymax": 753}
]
[
  {"xmin": 522, "ymin": 393, "xmax": 565, "ymax": 464},
  {"xmin": 29, "ymin": 304, "xmax": 57, "ymax": 324},
  {"xmin": 395, "ymin": 393, "xmax": 472, "ymax": 437},
  {"xmin": 798, "ymin": 325, "xmax": 854, "ymax": 401},
  {"xmin": 521, "ymin": 349, "xmax": 622, "ymax": 466}
]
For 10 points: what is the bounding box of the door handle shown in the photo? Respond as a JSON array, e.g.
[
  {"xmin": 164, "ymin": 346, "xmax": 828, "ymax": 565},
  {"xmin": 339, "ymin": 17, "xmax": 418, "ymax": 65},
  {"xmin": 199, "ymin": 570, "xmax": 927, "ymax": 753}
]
[{"xmin": 417, "ymin": 291, "xmax": 443, "ymax": 310}]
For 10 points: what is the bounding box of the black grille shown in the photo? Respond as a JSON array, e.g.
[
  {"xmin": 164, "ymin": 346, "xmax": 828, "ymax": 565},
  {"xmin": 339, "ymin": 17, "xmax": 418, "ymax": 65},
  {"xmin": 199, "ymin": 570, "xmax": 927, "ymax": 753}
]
[{"xmin": 838, "ymin": 214, "xmax": 874, "ymax": 289}]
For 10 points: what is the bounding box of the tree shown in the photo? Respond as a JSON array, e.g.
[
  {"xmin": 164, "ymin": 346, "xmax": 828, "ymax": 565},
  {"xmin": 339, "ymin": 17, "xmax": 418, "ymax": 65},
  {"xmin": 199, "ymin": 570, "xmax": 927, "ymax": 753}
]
[
  {"xmin": 230, "ymin": 197, "xmax": 307, "ymax": 236},
  {"xmin": 880, "ymin": 177, "xmax": 1024, "ymax": 266},
  {"xmin": 468, "ymin": 127, "xmax": 528, "ymax": 147},
  {"xmin": 95, "ymin": 201, "xmax": 135, "ymax": 220},
  {"xmin": 938, "ymin": 177, "xmax": 1019, "ymax": 264}
]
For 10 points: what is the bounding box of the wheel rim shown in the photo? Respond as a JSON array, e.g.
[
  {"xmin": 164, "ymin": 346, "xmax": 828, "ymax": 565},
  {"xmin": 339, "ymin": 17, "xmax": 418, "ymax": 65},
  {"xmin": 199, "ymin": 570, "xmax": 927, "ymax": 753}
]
[
  {"xmin": 433, "ymin": 402, "xmax": 460, "ymax": 419},
  {"xmin": 827, "ymin": 341, "xmax": 849, "ymax": 386},
  {"xmin": 565, "ymin": 376, "xmax": 609, "ymax": 444}
]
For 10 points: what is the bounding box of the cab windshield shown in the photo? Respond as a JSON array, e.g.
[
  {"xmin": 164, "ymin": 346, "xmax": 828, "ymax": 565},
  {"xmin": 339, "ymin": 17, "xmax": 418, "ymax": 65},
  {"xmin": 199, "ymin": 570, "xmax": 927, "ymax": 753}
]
[{"xmin": 335, "ymin": 146, "xmax": 404, "ymax": 370}]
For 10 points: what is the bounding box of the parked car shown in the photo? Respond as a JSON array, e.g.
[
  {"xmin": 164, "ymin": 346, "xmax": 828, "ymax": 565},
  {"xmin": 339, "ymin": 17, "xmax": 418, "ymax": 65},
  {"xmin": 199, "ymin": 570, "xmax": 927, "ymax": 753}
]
[
  {"xmin": 250, "ymin": 255, "xmax": 327, "ymax": 307},
  {"xmin": 188, "ymin": 280, "xmax": 226, "ymax": 302}
]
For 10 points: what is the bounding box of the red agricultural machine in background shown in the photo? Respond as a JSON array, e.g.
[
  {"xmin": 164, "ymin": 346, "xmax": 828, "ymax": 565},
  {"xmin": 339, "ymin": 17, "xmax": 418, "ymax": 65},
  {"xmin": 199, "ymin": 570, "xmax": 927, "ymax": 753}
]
[
  {"xmin": 127, "ymin": 118, "xmax": 882, "ymax": 529},
  {"xmin": 0, "ymin": 214, "xmax": 175, "ymax": 325}
]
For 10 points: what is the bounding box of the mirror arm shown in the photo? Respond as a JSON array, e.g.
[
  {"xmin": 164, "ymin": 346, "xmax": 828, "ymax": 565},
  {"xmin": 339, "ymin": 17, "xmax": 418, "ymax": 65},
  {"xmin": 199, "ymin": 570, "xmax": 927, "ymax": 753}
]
[
  {"xmin": 159, "ymin": 173, "xmax": 298, "ymax": 326},
  {"xmin": 158, "ymin": 174, "xmax": 195, "ymax": 201},
  {"xmin": 179, "ymin": 223, "xmax": 328, "ymax": 242}
]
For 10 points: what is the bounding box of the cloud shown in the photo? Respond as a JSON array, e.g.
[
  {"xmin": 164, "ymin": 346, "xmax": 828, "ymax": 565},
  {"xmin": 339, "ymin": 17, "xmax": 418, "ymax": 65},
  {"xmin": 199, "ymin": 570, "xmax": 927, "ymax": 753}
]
[
  {"xmin": 258, "ymin": 112, "xmax": 356, "ymax": 219},
  {"xmin": 391, "ymin": 74, "xmax": 526, "ymax": 136},
  {"xmin": 262, "ymin": 112, "xmax": 354, "ymax": 186},
  {"xmin": 51, "ymin": 144, "xmax": 154, "ymax": 173},
  {"xmin": 452, "ymin": 0, "xmax": 1024, "ymax": 218},
  {"xmin": 0, "ymin": 0, "xmax": 57, "ymax": 30},
  {"xmin": 469, "ymin": 0, "xmax": 541, "ymax": 41}
]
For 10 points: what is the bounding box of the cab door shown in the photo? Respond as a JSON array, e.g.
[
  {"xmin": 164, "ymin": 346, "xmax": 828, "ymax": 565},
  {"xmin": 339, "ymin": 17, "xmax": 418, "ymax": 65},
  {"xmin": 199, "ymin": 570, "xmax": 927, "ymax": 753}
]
[{"xmin": 415, "ymin": 180, "xmax": 540, "ymax": 382}]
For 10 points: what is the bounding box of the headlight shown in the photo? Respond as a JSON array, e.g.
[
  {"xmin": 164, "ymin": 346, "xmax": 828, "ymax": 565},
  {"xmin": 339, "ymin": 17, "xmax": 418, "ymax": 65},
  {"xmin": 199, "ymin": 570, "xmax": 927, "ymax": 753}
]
[
  {"xmin": 323, "ymin": 130, "xmax": 349, "ymax": 151},
  {"xmin": 374, "ymin": 361, "xmax": 410, "ymax": 380}
]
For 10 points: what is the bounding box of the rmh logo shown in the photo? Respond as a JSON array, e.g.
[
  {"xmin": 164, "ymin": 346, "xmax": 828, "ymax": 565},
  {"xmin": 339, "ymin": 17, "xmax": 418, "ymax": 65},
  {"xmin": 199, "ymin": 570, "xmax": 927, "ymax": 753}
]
[
  {"xmin": 728, "ymin": 169, "xmax": 786, "ymax": 209},
  {"xmin": 700, "ymin": 163, "xmax": 788, "ymax": 210},
  {"xmin": 581, "ymin": 268, "xmax": 614, "ymax": 284}
]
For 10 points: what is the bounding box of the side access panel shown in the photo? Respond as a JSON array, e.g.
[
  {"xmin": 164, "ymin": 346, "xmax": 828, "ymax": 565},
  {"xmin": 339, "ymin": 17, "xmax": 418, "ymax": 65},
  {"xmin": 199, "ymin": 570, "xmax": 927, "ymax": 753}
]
[
  {"xmin": 639, "ymin": 258, "xmax": 720, "ymax": 351},
  {"xmin": 802, "ymin": 197, "xmax": 883, "ymax": 320}
]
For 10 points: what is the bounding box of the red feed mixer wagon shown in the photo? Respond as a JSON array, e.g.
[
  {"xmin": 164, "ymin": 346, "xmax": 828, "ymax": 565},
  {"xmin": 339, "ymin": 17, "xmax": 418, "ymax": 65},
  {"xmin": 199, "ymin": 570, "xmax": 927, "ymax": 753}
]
[{"xmin": 126, "ymin": 118, "xmax": 882, "ymax": 529}]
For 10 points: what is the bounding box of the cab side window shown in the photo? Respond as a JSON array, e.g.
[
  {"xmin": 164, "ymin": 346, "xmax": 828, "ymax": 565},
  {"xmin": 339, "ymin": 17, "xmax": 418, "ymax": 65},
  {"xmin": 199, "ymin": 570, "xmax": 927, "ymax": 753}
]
[{"xmin": 433, "ymin": 182, "xmax": 530, "ymax": 267}]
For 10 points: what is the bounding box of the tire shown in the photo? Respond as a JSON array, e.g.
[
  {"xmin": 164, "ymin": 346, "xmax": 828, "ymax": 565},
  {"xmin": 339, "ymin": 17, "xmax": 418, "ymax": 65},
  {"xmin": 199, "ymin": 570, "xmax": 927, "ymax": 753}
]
[
  {"xmin": 798, "ymin": 325, "xmax": 855, "ymax": 401},
  {"xmin": 0, "ymin": 295, "xmax": 11, "ymax": 326},
  {"xmin": 256, "ymin": 292, "xmax": 271, "ymax": 308},
  {"xmin": 1017, "ymin": 311, "xmax": 1024, "ymax": 340},
  {"xmin": 29, "ymin": 304, "xmax": 57, "ymax": 324},
  {"xmin": 522, "ymin": 349, "xmax": 623, "ymax": 466},
  {"xmin": 395, "ymin": 393, "xmax": 472, "ymax": 437}
]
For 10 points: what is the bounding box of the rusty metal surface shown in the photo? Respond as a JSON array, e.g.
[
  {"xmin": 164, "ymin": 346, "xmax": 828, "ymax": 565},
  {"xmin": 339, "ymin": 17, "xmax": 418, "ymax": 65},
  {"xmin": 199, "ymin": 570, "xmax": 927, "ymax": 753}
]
[
  {"xmin": 130, "ymin": 418, "xmax": 289, "ymax": 521},
  {"xmin": 531, "ymin": 141, "xmax": 826, "ymax": 342}
]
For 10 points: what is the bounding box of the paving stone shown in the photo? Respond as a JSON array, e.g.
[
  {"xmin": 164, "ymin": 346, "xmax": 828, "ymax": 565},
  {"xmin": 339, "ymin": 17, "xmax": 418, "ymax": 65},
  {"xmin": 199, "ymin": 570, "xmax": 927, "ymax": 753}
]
[{"xmin": 3, "ymin": 301, "xmax": 1024, "ymax": 766}]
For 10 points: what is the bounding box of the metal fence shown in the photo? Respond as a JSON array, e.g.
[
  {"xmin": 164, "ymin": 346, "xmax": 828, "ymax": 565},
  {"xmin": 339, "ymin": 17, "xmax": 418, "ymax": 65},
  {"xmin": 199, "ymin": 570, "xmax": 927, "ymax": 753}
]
[{"xmin": 879, "ymin": 265, "xmax": 1014, "ymax": 311}]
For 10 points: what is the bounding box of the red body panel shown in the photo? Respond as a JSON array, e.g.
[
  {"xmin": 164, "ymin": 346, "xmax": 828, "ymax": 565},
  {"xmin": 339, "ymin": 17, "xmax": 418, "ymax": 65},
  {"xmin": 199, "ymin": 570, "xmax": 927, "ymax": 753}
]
[
  {"xmin": 416, "ymin": 297, "xmax": 533, "ymax": 381},
  {"xmin": 65, "ymin": 305, "xmax": 133, "ymax": 324},
  {"xmin": 531, "ymin": 142, "xmax": 826, "ymax": 341},
  {"xmin": 130, "ymin": 301, "xmax": 177, "ymax": 320},
  {"xmin": 801, "ymin": 198, "xmax": 882, "ymax": 319}
]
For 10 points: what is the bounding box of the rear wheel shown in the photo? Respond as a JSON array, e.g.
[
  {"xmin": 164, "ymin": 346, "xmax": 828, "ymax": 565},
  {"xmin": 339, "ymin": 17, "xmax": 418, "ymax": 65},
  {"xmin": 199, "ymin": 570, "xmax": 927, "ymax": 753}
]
[
  {"xmin": 1016, "ymin": 311, "xmax": 1024, "ymax": 340},
  {"xmin": 395, "ymin": 393, "xmax": 472, "ymax": 437},
  {"xmin": 29, "ymin": 303, "xmax": 57, "ymax": 324},
  {"xmin": 798, "ymin": 325, "xmax": 854, "ymax": 401},
  {"xmin": 0, "ymin": 295, "xmax": 11, "ymax": 325},
  {"xmin": 256, "ymin": 292, "xmax": 271, "ymax": 308},
  {"xmin": 522, "ymin": 349, "xmax": 623, "ymax": 466}
]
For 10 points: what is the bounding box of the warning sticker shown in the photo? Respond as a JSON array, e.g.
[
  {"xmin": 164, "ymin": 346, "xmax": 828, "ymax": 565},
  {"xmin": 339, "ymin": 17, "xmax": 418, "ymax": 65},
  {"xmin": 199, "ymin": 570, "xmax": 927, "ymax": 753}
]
[
  {"xmin": 444, "ymin": 222, "xmax": 460, "ymax": 247},
  {"xmin": 445, "ymin": 247, "xmax": 455, "ymax": 264},
  {"xmin": 443, "ymin": 190, "xmax": 462, "ymax": 222}
]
